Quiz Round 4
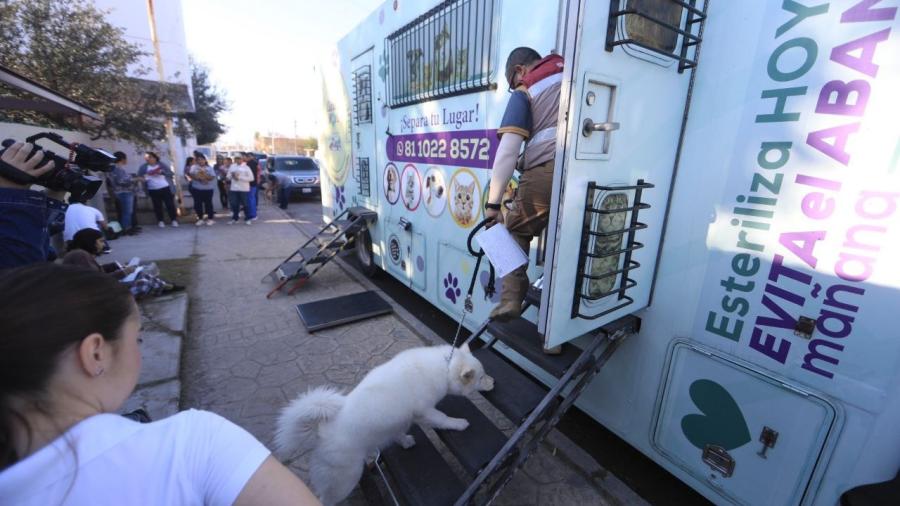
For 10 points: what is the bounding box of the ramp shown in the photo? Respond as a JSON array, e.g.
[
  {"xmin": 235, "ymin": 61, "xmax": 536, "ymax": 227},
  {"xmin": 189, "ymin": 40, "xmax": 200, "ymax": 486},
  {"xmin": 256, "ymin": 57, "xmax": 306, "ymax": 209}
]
[{"xmin": 296, "ymin": 290, "xmax": 392, "ymax": 332}]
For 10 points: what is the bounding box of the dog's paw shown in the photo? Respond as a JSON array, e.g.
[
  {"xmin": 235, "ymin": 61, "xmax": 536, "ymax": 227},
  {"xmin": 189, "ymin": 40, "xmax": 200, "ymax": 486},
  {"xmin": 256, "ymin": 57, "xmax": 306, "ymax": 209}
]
[
  {"xmin": 449, "ymin": 418, "xmax": 470, "ymax": 431},
  {"xmin": 398, "ymin": 434, "xmax": 416, "ymax": 449}
]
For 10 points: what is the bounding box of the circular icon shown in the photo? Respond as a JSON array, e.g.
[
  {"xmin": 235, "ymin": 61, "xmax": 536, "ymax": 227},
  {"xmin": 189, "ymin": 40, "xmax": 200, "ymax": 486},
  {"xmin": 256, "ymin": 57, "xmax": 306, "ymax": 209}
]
[
  {"xmin": 388, "ymin": 235, "xmax": 402, "ymax": 264},
  {"xmin": 422, "ymin": 167, "xmax": 447, "ymax": 217},
  {"xmin": 482, "ymin": 175, "xmax": 519, "ymax": 219},
  {"xmin": 447, "ymin": 168, "xmax": 482, "ymax": 228},
  {"xmin": 400, "ymin": 164, "xmax": 422, "ymax": 211},
  {"xmin": 383, "ymin": 163, "xmax": 400, "ymax": 204}
]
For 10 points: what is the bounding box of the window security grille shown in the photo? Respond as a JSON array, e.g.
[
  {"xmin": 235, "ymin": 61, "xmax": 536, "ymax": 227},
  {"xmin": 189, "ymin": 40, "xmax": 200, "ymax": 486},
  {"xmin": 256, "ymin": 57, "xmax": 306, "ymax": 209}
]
[
  {"xmin": 353, "ymin": 65, "xmax": 373, "ymax": 125},
  {"xmin": 606, "ymin": 0, "xmax": 708, "ymax": 73},
  {"xmin": 356, "ymin": 157, "xmax": 371, "ymax": 197},
  {"xmin": 385, "ymin": 0, "xmax": 496, "ymax": 108}
]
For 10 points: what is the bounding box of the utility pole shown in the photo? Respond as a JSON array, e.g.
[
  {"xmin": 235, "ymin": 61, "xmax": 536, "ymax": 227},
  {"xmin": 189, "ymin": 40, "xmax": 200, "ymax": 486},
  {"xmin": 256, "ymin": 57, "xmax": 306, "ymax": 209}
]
[
  {"xmin": 146, "ymin": 0, "xmax": 183, "ymax": 216},
  {"xmin": 293, "ymin": 120, "xmax": 299, "ymax": 155}
]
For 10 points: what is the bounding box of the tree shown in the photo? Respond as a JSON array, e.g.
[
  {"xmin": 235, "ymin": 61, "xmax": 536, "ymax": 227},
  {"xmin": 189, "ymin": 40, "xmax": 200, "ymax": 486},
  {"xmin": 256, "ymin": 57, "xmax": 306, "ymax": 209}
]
[
  {"xmin": 185, "ymin": 58, "xmax": 227, "ymax": 145},
  {"xmin": 0, "ymin": 0, "xmax": 169, "ymax": 145}
]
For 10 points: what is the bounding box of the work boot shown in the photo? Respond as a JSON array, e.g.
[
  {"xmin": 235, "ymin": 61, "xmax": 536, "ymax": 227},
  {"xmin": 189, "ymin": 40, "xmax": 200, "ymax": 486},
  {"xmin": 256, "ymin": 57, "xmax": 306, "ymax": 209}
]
[{"xmin": 490, "ymin": 267, "xmax": 529, "ymax": 321}]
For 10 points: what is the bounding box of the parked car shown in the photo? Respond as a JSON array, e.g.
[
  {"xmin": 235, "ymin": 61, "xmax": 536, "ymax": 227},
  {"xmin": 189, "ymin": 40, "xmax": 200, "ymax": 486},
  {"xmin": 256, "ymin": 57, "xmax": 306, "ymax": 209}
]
[{"xmin": 266, "ymin": 155, "xmax": 321, "ymax": 199}]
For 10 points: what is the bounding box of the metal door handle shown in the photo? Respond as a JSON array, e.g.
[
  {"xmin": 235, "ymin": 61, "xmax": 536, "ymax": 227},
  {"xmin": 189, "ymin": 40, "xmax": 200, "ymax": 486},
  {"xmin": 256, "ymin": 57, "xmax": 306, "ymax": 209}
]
[{"xmin": 582, "ymin": 118, "xmax": 620, "ymax": 137}]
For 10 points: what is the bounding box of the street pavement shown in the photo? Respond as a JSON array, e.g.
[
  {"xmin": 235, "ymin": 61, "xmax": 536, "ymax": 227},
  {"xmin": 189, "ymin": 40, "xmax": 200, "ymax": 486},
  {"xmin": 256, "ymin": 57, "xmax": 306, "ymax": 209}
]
[{"xmin": 104, "ymin": 197, "xmax": 646, "ymax": 506}]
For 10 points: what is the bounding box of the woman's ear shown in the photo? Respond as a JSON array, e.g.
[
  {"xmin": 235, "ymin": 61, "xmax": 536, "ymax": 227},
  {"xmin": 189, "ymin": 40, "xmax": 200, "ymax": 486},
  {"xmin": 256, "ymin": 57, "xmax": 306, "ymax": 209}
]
[{"xmin": 77, "ymin": 333, "xmax": 108, "ymax": 377}]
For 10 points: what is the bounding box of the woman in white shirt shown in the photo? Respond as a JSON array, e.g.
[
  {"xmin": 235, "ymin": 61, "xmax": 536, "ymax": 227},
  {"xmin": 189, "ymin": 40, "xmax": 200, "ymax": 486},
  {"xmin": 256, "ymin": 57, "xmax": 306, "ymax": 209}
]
[
  {"xmin": 0, "ymin": 264, "xmax": 320, "ymax": 505},
  {"xmin": 137, "ymin": 151, "xmax": 179, "ymax": 228},
  {"xmin": 226, "ymin": 161, "xmax": 254, "ymax": 225}
]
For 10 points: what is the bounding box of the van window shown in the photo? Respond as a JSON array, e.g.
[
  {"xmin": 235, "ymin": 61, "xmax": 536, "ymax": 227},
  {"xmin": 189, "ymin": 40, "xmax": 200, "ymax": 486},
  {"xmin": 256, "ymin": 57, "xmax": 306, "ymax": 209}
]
[
  {"xmin": 606, "ymin": 0, "xmax": 707, "ymax": 72},
  {"xmin": 386, "ymin": 0, "xmax": 497, "ymax": 107},
  {"xmin": 624, "ymin": 0, "xmax": 682, "ymax": 53},
  {"xmin": 353, "ymin": 65, "xmax": 373, "ymax": 124}
]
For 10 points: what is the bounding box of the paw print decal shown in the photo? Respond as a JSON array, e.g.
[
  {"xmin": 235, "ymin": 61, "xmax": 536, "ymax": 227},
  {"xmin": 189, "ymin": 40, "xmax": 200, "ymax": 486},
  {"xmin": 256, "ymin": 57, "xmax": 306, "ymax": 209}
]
[
  {"xmin": 333, "ymin": 185, "xmax": 346, "ymax": 212},
  {"xmin": 443, "ymin": 273, "xmax": 461, "ymax": 303}
]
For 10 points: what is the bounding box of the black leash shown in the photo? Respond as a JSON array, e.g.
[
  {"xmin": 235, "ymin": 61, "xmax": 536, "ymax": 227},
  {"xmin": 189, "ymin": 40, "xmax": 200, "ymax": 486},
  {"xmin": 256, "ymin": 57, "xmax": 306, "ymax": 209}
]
[{"xmin": 448, "ymin": 218, "xmax": 496, "ymax": 361}]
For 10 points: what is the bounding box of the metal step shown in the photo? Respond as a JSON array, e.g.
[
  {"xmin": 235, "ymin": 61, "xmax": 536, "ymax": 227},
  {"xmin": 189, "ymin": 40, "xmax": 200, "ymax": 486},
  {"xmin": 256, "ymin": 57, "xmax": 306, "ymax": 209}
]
[
  {"xmin": 380, "ymin": 425, "xmax": 465, "ymax": 506},
  {"xmin": 275, "ymin": 261, "xmax": 309, "ymax": 281},
  {"xmin": 348, "ymin": 206, "xmax": 378, "ymax": 221},
  {"xmin": 434, "ymin": 396, "xmax": 508, "ymax": 476},
  {"xmin": 486, "ymin": 317, "xmax": 581, "ymax": 378},
  {"xmin": 327, "ymin": 218, "xmax": 365, "ymax": 236},
  {"xmin": 474, "ymin": 348, "xmax": 549, "ymax": 425},
  {"xmin": 297, "ymin": 247, "xmax": 327, "ymax": 264}
]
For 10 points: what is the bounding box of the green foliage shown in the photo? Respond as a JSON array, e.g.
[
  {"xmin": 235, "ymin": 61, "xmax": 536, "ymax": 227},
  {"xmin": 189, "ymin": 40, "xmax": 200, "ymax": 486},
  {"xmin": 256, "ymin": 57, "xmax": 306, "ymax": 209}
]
[
  {"xmin": 0, "ymin": 0, "xmax": 168, "ymax": 145},
  {"xmin": 184, "ymin": 58, "xmax": 227, "ymax": 145}
]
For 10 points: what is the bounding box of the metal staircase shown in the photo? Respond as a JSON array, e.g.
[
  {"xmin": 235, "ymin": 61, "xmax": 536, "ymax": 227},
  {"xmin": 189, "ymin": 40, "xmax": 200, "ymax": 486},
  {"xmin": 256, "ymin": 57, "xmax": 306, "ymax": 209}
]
[
  {"xmin": 263, "ymin": 207, "xmax": 377, "ymax": 298},
  {"xmin": 361, "ymin": 301, "xmax": 641, "ymax": 505}
]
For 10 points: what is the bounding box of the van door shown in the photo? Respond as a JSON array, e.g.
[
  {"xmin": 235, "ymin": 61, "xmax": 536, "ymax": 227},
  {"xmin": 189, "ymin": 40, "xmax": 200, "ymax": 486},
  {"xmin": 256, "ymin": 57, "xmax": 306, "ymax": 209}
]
[
  {"xmin": 539, "ymin": 0, "xmax": 705, "ymax": 347},
  {"xmin": 350, "ymin": 49, "xmax": 377, "ymax": 209}
]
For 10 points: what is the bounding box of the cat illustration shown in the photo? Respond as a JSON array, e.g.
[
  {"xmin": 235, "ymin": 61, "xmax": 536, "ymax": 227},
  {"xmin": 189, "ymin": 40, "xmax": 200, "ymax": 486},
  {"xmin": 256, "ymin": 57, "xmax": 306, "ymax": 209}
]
[
  {"xmin": 404, "ymin": 173, "xmax": 416, "ymax": 204},
  {"xmin": 425, "ymin": 173, "xmax": 444, "ymax": 206},
  {"xmin": 451, "ymin": 180, "xmax": 476, "ymax": 225}
]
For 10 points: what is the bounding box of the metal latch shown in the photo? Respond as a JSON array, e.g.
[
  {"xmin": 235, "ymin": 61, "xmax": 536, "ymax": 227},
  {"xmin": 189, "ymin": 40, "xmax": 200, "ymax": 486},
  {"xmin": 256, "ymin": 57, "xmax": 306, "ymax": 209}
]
[
  {"xmin": 398, "ymin": 217, "xmax": 411, "ymax": 231},
  {"xmin": 582, "ymin": 118, "xmax": 620, "ymax": 137},
  {"xmin": 703, "ymin": 444, "xmax": 735, "ymax": 478},
  {"xmin": 757, "ymin": 426, "xmax": 779, "ymax": 459}
]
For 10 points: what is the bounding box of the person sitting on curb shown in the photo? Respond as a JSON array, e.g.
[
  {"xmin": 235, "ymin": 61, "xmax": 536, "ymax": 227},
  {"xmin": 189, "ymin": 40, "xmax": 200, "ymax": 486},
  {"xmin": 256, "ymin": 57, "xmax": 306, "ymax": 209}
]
[
  {"xmin": 62, "ymin": 228, "xmax": 184, "ymax": 299},
  {"xmin": 0, "ymin": 264, "xmax": 321, "ymax": 505}
]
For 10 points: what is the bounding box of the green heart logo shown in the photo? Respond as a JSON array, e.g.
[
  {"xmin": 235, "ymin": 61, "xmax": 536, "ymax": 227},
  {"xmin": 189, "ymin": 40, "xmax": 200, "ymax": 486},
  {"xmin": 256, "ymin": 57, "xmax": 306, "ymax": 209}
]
[{"xmin": 681, "ymin": 379, "xmax": 751, "ymax": 451}]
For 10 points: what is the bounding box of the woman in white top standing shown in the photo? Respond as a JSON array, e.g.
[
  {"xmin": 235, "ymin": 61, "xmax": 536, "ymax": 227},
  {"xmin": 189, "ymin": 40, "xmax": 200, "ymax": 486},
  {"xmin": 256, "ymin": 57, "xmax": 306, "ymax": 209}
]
[
  {"xmin": 137, "ymin": 151, "xmax": 179, "ymax": 228},
  {"xmin": 0, "ymin": 264, "xmax": 320, "ymax": 505},
  {"xmin": 226, "ymin": 159, "xmax": 254, "ymax": 225}
]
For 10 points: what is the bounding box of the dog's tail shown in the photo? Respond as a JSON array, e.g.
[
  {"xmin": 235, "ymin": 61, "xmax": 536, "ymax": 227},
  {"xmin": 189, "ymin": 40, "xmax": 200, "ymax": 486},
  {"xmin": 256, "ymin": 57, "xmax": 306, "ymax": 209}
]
[{"xmin": 274, "ymin": 385, "xmax": 345, "ymax": 456}]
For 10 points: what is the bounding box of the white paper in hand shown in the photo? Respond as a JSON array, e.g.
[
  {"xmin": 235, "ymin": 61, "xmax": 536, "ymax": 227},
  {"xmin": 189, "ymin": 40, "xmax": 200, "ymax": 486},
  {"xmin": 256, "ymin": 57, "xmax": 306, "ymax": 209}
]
[
  {"xmin": 127, "ymin": 257, "xmax": 141, "ymax": 267},
  {"xmin": 122, "ymin": 265, "xmax": 143, "ymax": 283},
  {"xmin": 475, "ymin": 224, "xmax": 528, "ymax": 278}
]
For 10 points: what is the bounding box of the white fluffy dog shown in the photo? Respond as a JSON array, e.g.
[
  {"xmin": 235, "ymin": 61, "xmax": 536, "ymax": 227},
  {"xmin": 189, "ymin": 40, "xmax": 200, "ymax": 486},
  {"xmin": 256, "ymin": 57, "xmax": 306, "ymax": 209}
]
[{"xmin": 274, "ymin": 343, "xmax": 494, "ymax": 505}]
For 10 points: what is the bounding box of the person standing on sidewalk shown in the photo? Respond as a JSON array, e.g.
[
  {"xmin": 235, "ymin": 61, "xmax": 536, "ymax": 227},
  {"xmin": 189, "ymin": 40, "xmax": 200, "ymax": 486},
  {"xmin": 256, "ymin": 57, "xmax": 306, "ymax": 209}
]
[
  {"xmin": 107, "ymin": 152, "xmax": 140, "ymax": 235},
  {"xmin": 137, "ymin": 152, "xmax": 179, "ymax": 228},
  {"xmin": 483, "ymin": 48, "xmax": 564, "ymax": 347},
  {"xmin": 227, "ymin": 158, "xmax": 254, "ymax": 225},
  {"xmin": 214, "ymin": 155, "xmax": 229, "ymax": 210},
  {"xmin": 189, "ymin": 154, "xmax": 217, "ymax": 226},
  {"xmin": 244, "ymin": 153, "xmax": 260, "ymax": 221}
]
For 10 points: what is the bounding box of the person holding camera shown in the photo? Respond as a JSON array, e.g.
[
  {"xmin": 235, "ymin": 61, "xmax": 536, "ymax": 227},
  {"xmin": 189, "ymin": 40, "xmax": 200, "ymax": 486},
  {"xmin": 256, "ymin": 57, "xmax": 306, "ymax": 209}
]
[
  {"xmin": 0, "ymin": 263, "xmax": 321, "ymax": 505},
  {"xmin": 137, "ymin": 151, "xmax": 179, "ymax": 228},
  {"xmin": 0, "ymin": 142, "xmax": 67, "ymax": 269}
]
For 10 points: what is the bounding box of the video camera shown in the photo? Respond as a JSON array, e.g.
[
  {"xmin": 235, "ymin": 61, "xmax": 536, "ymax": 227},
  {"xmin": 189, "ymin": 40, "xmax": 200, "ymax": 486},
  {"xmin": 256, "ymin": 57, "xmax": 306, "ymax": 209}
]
[{"xmin": 0, "ymin": 132, "xmax": 117, "ymax": 200}]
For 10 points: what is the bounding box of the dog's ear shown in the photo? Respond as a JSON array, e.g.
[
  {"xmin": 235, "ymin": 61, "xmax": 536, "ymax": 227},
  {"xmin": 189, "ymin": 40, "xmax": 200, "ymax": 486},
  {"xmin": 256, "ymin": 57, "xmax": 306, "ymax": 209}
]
[{"xmin": 460, "ymin": 366, "xmax": 475, "ymax": 384}]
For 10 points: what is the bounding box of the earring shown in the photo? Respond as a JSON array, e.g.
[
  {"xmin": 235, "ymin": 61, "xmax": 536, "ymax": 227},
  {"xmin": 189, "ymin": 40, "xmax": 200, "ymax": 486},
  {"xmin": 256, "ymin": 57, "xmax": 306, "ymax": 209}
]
[{"xmin": 95, "ymin": 368, "xmax": 105, "ymax": 377}]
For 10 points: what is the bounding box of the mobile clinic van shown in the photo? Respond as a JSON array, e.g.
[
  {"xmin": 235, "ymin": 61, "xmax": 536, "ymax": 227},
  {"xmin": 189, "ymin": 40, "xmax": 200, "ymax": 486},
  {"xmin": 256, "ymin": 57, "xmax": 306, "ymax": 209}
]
[{"xmin": 317, "ymin": 0, "xmax": 899, "ymax": 504}]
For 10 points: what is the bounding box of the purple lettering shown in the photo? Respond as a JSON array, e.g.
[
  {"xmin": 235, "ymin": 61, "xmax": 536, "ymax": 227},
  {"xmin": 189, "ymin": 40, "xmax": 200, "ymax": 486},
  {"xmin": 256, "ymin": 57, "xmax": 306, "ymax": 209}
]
[
  {"xmin": 816, "ymin": 309, "xmax": 855, "ymax": 338},
  {"xmin": 841, "ymin": 0, "xmax": 898, "ymax": 23},
  {"xmin": 750, "ymin": 326, "xmax": 791, "ymax": 363},
  {"xmin": 835, "ymin": 252, "xmax": 876, "ymax": 282},
  {"xmin": 801, "ymin": 339, "xmax": 844, "ymax": 379},
  {"xmin": 769, "ymin": 254, "xmax": 814, "ymax": 284},
  {"xmin": 855, "ymin": 191, "xmax": 900, "ymax": 219},
  {"xmin": 830, "ymin": 28, "xmax": 892, "ymax": 77},
  {"xmin": 779, "ymin": 230, "xmax": 825, "ymax": 268},
  {"xmin": 795, "ymin": 173, "xmax": 842, "ymax": 190},
  {"xmin": 806, "ymin": 122, "xmax": 861, "ymax": 165},
  {"xmin": 815, "ymin": 80, "xmax": 871, "ymax": 116}
]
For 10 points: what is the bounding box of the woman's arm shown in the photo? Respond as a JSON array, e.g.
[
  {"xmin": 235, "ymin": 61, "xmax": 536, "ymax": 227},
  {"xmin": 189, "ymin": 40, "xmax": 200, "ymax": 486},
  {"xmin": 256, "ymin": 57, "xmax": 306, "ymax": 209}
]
[{"xmin": 233, "ymin": 456, "xmax": 321, "ymax": 506}]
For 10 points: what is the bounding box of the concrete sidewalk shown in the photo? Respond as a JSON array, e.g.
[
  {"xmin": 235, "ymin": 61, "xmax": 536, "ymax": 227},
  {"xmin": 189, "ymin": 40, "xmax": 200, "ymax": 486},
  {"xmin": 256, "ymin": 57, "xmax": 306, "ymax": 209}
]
[{"xmin": 104, "ymin": 200, "xmax": 645, "ymax": 506}]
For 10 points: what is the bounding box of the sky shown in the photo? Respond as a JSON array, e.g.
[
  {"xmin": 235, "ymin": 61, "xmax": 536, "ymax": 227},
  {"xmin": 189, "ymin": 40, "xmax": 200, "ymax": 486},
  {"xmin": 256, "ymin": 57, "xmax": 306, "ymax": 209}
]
[{"xmin": 181, "ymin": 0, "xmax": 384, "ymax": 147}]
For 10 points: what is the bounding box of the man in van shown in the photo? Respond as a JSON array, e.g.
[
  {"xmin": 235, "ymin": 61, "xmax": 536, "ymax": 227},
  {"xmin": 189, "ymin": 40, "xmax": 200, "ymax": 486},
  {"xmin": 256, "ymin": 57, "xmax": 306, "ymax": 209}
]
[{"xmin": 483, "ymin": 47, "xmax": 564, "ymax": 339}]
